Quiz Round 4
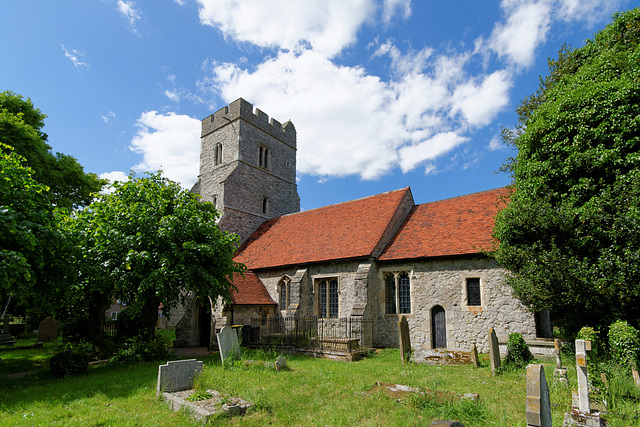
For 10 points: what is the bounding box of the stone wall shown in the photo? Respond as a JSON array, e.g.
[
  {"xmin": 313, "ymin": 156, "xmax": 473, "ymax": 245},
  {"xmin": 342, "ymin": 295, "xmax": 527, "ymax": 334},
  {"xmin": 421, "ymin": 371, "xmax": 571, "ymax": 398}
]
[{"xmin": 375, "ymin": 256, "xmax": 536, "ymax": 353}]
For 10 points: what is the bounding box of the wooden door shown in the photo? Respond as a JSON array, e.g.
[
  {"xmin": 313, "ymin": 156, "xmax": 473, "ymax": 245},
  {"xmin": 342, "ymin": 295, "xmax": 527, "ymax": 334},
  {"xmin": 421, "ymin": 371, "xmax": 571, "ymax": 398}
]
[{"xmin": 432, "ymin": 305, "xmax": 447, "ymax": 349}]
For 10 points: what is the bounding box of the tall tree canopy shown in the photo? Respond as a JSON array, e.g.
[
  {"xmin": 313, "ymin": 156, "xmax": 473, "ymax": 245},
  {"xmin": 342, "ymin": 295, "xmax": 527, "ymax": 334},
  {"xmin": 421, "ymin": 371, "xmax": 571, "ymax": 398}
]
[
  {"xmin": 64, "ymin": 172, "xmax": 244, "ymax": 342},
  {"xmin": 0, "ymin": 144, "xmax": 64, "ymax": 306},
  {"xmin": 493, "ymin": 9, "xmax": 640, "ymax": 334},
  {"xmin": 0, "ymin": 91, "xmax": 106, "ymax": 209}
]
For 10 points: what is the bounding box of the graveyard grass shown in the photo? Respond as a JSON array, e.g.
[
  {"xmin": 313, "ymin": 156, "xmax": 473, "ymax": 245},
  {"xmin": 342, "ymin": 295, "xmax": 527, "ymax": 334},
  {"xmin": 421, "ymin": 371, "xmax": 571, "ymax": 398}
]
[{"xmin": 1, "ymin": 343, "xmax": 638, "ymax": 426}]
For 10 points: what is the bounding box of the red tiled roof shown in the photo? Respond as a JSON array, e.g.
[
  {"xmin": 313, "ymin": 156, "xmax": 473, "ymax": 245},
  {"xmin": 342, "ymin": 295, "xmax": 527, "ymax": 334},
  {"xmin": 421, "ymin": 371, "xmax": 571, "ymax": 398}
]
[
  {"xmin": 234, "ymin": 188, "xmax": 413, "ymax": 269},
  {"xmin": 229, "ymin": 271, "xmax": 277, "ymax": 305},
  {"xmin": 379, "ymin": 187, "xmax": 510, "ymax": 261}
]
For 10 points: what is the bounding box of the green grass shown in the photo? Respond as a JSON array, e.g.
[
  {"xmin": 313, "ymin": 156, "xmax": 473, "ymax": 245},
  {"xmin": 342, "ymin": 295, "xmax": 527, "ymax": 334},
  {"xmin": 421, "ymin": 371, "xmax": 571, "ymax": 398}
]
[{"xmin": 1, "ymin": 345, "xmax": 640, "ymax": 426}]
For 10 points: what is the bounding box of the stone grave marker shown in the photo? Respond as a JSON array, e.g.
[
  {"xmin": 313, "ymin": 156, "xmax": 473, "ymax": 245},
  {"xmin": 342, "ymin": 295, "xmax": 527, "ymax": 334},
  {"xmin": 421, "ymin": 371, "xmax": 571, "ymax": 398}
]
[
  {"xmin": 488, "ymin": 328, "xmax": 501, "ymax": 376},
  {"xmin": 398, "ymin": 315, "xmax": 411, "ymax": 364},
  {"xmin": 0, "ymin": 315, "xmax": 15, "ymax": 346},
  {"xmin": 275, "ymin": 355, "xmax": 287, "ymax": 371},
  {"xmin": 576, "ymin": 339, "xmax": 590, "ymax": 413},
  {"xmin": 470, "ymin": 344, "xmax": 479, "ymax": 367},
  {"xmin": 217, "ymin": 326, "xmax": 240, "ymax": 365},
  {"xmin": 526, "ymin": 364, "xmax": 552, "ymax": 427},
  {"xmin": 633, "ymin": 369, "xmax": 640, "ymax": 388},
  {"xmin": 553, "ymin": 338, "xmax": 569, "ymax": 386},
  {"xmin": 157, "ymin": 359, "xmax": 203, "ymax": 396},
  {"xmin": 38, "ymin": 317, "xmax": 58, "ymax": 342}
]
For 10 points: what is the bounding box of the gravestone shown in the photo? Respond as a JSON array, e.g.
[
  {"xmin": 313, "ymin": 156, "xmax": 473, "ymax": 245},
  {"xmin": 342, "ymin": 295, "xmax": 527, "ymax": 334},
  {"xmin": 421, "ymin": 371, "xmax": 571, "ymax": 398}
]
[
  {"xmin": 470, "ymin": 344, "xmax": 479, "ymax": 367},
  {"xmin": 275, "ymin": 355, "xmax": 287, "ymax": 371},
  {"xmin": 488, "ymin": 328, "xmax": 501, "ymax": 376},
  {"xmin": 429, "ymin": 421, "xmax": 465, "ymax": 427},
  {"xmin": 0, "ymin": 315, "xmax": 15, "ymax": 346},
  {"xmin": 157, "ymin": 359, "xmax": 203, "ymax": 396},
  {"xmin": 398, "ymin": 316, "xmax": 411, "ymax": 364},
  {"xmin": 217, "ymin": 326, "xmax": 240, "ymax": 365},
  {"xmin": 633, "ymin": 369, "xmax": 640, "ymax": 387},
  {"xmin": 553, "ymin": 338, "xmax": 569, "ymax": 386},
  {"xmin": 38, "ymin": 317, "xmax": 59, "ymax": 342},
  {"xmin": 575, "ymin": 339, "xmax": 590, "ymax": 413},
  {"xmin": 526, "ymin": 364, "xmax": 552, "ymax": 427}
]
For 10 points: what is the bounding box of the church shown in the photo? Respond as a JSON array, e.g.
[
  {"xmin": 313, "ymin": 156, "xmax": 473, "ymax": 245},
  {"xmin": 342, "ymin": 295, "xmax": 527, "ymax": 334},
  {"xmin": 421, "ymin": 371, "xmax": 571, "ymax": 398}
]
[{"xmin": 174, "ymin": 98, "xmax": 547, "ymax": 353}]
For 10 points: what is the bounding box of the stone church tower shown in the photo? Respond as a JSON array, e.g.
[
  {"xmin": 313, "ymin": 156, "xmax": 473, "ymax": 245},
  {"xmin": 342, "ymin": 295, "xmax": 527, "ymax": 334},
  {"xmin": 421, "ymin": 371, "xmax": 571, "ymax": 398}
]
[{"xmin": 191, "ymin": 98, "xmax": 300, "ymax": 243}]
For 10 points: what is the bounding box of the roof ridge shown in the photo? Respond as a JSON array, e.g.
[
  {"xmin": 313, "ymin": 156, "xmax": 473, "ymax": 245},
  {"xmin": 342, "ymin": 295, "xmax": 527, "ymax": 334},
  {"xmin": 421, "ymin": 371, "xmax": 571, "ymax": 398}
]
[{"xmin": 416, "ymin": 186, "xmax": 510, "ymax": 207}]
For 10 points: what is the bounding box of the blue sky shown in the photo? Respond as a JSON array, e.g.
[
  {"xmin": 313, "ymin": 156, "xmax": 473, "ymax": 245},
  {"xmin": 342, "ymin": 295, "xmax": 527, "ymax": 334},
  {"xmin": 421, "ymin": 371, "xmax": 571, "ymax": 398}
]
[{"xmin": 0, "ymin": 0, "xmax": 634, "ymax": 210}]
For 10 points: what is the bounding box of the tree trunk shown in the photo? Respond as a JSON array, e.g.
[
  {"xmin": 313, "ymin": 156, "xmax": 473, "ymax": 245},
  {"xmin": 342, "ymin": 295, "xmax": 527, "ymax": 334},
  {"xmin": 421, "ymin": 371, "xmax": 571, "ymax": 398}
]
[
  {"xmin": 88, "ymin": 291, "xmax": 107, "ymax": 346},
  {"xmin": 141, "ymin": 289, "xmax": 160, "ymax": 342}
]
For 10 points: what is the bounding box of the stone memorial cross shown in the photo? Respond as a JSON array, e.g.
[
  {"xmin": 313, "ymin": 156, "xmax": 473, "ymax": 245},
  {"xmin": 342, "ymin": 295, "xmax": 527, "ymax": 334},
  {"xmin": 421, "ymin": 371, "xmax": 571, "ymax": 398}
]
[{"xmin": 575, "ymin": 339, "xmax": 591, "ymax": 413}]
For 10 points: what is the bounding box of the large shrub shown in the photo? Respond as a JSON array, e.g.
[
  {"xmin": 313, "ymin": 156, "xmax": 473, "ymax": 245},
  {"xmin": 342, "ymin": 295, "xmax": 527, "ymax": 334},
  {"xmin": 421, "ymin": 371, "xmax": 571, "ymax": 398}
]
[
  {"xmin": 608, "ymin": 320, "xmax": 640, "ymax": 370},
  {"xmin": 110, "ymin": 335, "xmax": 170, "ymax": 364},
  {"xmin": 49, "ymin": 349, "xmax": 89, "ymax": 377},
  {"xmin": 503, "ymin": 332, "xmax": 534, "ymax": 369},
  {"xmin": 577, "ymin": 326, "xmax": 600, "ymax": 363}
]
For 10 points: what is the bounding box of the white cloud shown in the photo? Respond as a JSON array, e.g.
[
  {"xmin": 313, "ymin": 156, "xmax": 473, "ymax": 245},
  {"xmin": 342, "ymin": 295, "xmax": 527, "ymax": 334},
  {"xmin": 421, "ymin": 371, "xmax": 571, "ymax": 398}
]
[
  {"xmin": 450, "ymin": 70, "xmax": 512, "ymax": 127},
  {"xmin": 556, "ymin": 0, "xmax": 627, "ymax": 25},
  {"xmin": 100, "ymin": 170, "xmax": 129, "ymax": 183},
  {"xmin": 117, "ymin": 0, "xmax": 141, "ymax": 32},
  {"xmin": 196, "ymin": 0, "xmax": 375, "ymax": 57},
  {"xmin": 174, "ymin": 0, "xmax": 185, "ymax": 5},
  {"xmin": 382, "ymin": 0, "xmax": 411, "ymax": 23},
  {"xmin": 399, "ymin": 132, "xmax": 469, "ymax": 173},
  {"xmin": 129, "ymin": 112, "xmax": 201, "ymax": 188},
  {"xmin": 102, "ymin": 111, "xmax": 116, "ymax": 124},
  {"xmin": 61, "ymin": 45, "xmax": 89, "ymax": 69},
  {"xmin": 486, "ymin": 0, "xmax": 552, "ymax": 68}
]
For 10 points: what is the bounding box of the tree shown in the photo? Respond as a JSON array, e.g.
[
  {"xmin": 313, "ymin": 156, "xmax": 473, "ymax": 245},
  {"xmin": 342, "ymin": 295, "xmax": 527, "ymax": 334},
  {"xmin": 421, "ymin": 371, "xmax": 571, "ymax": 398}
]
[
  {"xmin": 493, "ymin": 9, "xmax": 640, "ymax": 335},
  {"xmin": 0, "ymin": 143, "xmax": 62, "ymax": 307},
  {"xmin": 0, "ymin": 91, "xmax": 106, "ymax": 209},
  {"xmin": 64, "ymin": 172, "xmax": 244, "ymax": 343}
]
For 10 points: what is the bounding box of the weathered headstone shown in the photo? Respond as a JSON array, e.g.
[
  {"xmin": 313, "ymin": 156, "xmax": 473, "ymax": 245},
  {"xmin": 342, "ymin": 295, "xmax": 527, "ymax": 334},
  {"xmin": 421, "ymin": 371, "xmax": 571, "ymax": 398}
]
[
  {"xmin": 633, "ymin": 369, "xmax": 640, "ymax": 388},
  {"xmin": 38, "ymin": 317, "xmax": 59, "ymax": 342},
  {"xmin": 274, "ymin": 355, "xmax": 287, "ymax": 371},
  {"xmin": 470, "ymin": 344, "xmax": 479, "ymax": 367},
  {"xmin": 526, "ymin": 364, "xmax": 552, "ymax": 427},
  {"xmin": 576, "ymin": 339, "xmax": 590, "ymax": 413},
  {"xmin": 157, "ymin": 359, "xmax": 203, "ymax": 396},
  {"xmin": 553, "ymin": 338, "xmax": 569, "ymax": 386},
  {"xmin": 488, "ymin": 328, "xmax": 501, "ymax": 376},
  {"xmin": 398, "ymin": 315, "xmax": 411, "ymax": 364},
  {"xmin": 217, "ymin": 326, "xmax": 240, "ymax": 365}
]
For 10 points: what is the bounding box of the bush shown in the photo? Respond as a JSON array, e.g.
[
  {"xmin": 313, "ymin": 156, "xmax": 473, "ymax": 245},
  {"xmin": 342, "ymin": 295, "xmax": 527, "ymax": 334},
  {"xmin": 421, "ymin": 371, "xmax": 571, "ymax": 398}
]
[
  {"xmin": 576, "ymin": 326, "xmax": 600, "ymax": 364},
  {"xmin": 49, "ymin": 349, "xmax": 89, "ymax": 377},
  {"xmin": 110, "ymin": 335, "xmax": 170, "ymax": 364},
  {"xmin": 115, "ymin": 309, "xmax": 147, "ymax": 341},
  {"xmin": 608, "ymin": 320, "xmax": 640, "ymax": 371},
  {"xmin": 502, "ymin": 332, "xmax": 533, "ymax": 369}
]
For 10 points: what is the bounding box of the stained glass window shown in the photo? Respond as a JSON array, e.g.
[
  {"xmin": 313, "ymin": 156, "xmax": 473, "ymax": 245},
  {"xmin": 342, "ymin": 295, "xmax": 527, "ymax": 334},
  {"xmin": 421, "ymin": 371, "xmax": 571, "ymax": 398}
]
[
  {"xmin": 399, "ymin": 272, "xmax": 411, "ymax": 314},
  {"xmin": 385, "ymin": 274, "xmax": 396, "ymax": 314}
]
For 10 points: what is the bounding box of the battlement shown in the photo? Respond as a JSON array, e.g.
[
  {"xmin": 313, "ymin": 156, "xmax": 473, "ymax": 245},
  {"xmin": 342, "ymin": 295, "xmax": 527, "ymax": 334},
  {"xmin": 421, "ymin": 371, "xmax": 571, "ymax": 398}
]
[{"xmin": 202, "ymin": 98, "xmax": 296, "ymax": 148}]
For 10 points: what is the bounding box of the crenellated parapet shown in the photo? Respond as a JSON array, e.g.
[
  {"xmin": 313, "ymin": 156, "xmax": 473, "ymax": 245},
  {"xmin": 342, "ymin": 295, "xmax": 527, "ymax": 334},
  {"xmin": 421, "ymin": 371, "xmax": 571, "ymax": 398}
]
[{"xmin": 201, "ymin": 98, "xmax": 296, "ymax": 148}]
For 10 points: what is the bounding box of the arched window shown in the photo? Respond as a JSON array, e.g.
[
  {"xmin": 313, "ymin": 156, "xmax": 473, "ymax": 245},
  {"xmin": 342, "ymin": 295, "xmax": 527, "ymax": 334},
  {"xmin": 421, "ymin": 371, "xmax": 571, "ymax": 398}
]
[
  {"xmin": 384, "ymin": 271, "xmax": 411, "ymax": 314},
  {"xmin": 279, "ymin": 277, "xmax": 291, "ymax": 310},
  {"xmin": 262, "ymin": 197, "xmax": 269, "ymax": 215},
  {"xmin": 259, "ymin": 145, "xmax": 270, "ymax": 169},
  {"xmin": 214, "ymin": 143, "xmax": 223, "ymax": 166}
]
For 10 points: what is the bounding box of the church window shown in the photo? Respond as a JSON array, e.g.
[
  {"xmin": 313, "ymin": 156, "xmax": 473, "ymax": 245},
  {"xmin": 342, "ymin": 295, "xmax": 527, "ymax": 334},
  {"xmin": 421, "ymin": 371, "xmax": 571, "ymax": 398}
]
[
  {"xmin": 279, "ymin": 277, "xmax": 291, "ymax": 309},
  {"xmin": 259, "ymin": 145, "xmax": 270, "ymax": 169},
  {"xmin": 317, "ymin": 278, "xmax": 338, "ymax": 318},
  {"xmin": 466, "ymin": 278, "xmax": 481, "ymax": 306},
  {"xmin": 262, "ymin": 197, "xmax": 269, "ymax": 215},
  {"xmin": 214, "ymin": 143, "xmax": 223, "ymax": 166},
  {"xmin": 384, "ymin": 271, "xmax": 411, "ymax": 314}
]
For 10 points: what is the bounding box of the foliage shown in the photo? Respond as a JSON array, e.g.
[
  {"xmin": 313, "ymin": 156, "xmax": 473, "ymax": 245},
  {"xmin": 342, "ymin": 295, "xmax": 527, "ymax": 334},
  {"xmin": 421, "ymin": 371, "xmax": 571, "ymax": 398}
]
[
  {"xmin": 62, "ymin": 172, "xmax": 244, "ymax": 342},
  {"xmin": 110, "ymin": 335, "xmax": 170, "ymax": 364},
  {"xmin": 186, "ymin": 390, "xmax": 213, "ymax": 402},
  {"xmin": 49, "ymin": 349, "xmax": 89, "ymax": 378},
  {"xmin": 576, "ymin": 326, "xmax": 600, "ymax": 363},
  {"xmin": 608, "ymin": 320, "xmax": 640, "ymax": 371},
  {"xmin": 0, "ymin": 143, "xmax": 65, "ymax": 309},
  {"xmin": 0, "ymin": 91, "xmax": 106, "ymax": 209},
  {"xmin": 502, "ymin": 332, "xmax": 534, "ymax": 370},
  {"xmin": 114, "ymin": 308, "xmax": 148, "ymax": 341},
  {"xmin": 493, "ymin": 9, "xmax": 640, "ymax": 335}
]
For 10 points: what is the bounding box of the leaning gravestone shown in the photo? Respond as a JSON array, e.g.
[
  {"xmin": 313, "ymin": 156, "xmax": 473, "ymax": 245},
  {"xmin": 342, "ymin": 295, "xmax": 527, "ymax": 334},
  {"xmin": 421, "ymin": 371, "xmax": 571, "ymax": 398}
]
[
  {"xmin": 488, "ymin": 328, "xmax": 501, "ymax": 376},
  {"xmin": 526, "ymin": 364, "xmax": 552, "ymax": 427},
  {"xmin": 398, "ymin": 315, "xmax": 411, "ymax": 364},
  {"xmin": 553, "ymin": 338, "xmax": 569, "ymax": 386},
  {"xmin": 38, "ymin": 317, "xmax": 59, "ymax": 342},
  {"xmin": 157, "ymin": 359, "xmax": 203, "ymax": 396},
  {"xmin": 217, "ymin": 326, "xmax": 240, "ymax": 365}
]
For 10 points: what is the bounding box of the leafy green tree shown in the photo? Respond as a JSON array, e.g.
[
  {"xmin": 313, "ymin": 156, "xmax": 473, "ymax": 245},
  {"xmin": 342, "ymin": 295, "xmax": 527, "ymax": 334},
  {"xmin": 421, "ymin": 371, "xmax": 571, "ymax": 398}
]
[
  {"xmin": 0, "ymin": 143, "xmax": 61, "ymax": 306},
  {"xmin": 493, "ymin": 9, "xmax": 640, "ymax": 335},
  {"xmin": 64, "ymin": 172, "xmax": 244, "ymax": 343},
  {"xmin": 0, "ymin": 91, "xmax": 106, "ymax": 209}
]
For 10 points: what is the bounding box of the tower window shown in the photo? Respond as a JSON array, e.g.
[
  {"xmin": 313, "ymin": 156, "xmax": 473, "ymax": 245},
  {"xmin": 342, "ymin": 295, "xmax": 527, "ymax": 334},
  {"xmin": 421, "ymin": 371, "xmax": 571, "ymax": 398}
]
[
  {"xmin": 214, "ymin": 143, "xmax": 223, "ymax": 166},
  {"xmin": 262, "ymin": 197, "xmax": 269, "ymax": 215},
  {"xmin": 259, "ymin": 145, "xmax": 270, "ymax": 169}
]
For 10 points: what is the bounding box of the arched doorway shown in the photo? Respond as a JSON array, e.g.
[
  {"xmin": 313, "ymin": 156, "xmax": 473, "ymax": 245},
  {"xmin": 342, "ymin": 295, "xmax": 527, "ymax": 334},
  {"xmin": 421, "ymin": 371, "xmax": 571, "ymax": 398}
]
[
  {"xmin": 197, "ymin": 300, "xmax": 211, "ymax": 347},
  {"xmin": 432, "ymin": 305, "xmax": 447, "ymax": 349}
]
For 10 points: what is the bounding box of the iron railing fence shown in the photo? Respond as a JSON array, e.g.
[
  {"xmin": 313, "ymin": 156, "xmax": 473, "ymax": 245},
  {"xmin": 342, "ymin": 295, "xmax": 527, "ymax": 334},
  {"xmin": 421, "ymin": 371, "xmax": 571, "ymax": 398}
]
[{"xmin": 248, "ymin": 316, "xmax": 372, "ymax": 352}]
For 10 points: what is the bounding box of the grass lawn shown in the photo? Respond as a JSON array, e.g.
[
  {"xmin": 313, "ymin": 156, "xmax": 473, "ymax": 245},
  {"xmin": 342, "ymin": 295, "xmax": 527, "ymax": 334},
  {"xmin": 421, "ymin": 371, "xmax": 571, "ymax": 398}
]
[{"xmin": 1, "ymin": 343, "xmax": 639, "ymax": 426}]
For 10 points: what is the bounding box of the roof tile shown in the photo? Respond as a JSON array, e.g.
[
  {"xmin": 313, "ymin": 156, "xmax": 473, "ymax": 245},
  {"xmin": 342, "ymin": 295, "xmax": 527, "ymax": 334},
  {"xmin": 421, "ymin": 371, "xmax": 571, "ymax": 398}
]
[{"xmin": 229, "ymin": 271, "xmax": 276, "ymax": 305}]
